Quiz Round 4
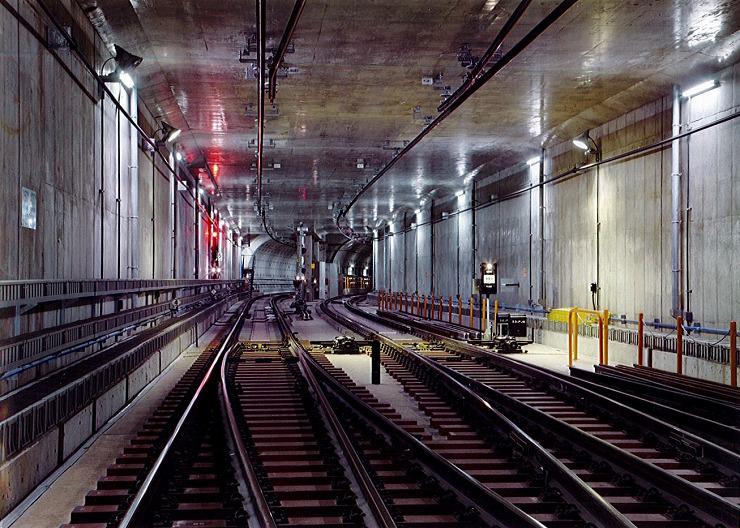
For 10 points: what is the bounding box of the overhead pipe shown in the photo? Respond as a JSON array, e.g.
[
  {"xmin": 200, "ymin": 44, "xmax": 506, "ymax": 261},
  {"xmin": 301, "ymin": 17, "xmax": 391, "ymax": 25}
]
[
  {"xmin": 671, "ymin": 86, "xmax": 684, "ymax": 317},
  {"xmin": 256, "ymin": 0, "xmax": 266, "ymax": 215},
  {"xmin": 366, "ymin": 109, "xmax": 739, "ymax": 245},
  {"xmin": 337, "ymin": 0, "xmax": 580, "ymax": 237},
  {"xmin": 269, "ymin": 0, "xmax": 307, "ymax": 102},
  {"xmin": 129, "ymin": 88, "xmax": 140, "ymax": 280},
  {"xmin": 438, "ymin": 0, "xmax": 532, "ymax": 113},
  {"xmin": 255, "ymin": 0, "xmax": 294, "ymax": 248}
]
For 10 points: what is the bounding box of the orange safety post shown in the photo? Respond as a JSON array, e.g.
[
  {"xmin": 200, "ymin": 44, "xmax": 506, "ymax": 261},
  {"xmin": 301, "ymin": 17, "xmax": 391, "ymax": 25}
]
[
  {"xmin": 730, "ymin": 321, "xmax": 737, "ymax": 387},
  {"xmin": 416, "ymin": 294, "xmax": 420, "ymax": 316},
  {"xmin": 431, "ymin": 296, "xmax": 435, "ymax": 320},
  {"xmin": 482, "ymin": 298, "xmax": 487, "ymax": 335},
  {"xmin": 448, "ymin": 296, "xmax": 452, "ymax": 323},
  {"xmin": 676, "ymin": 315, "xmax": 683, "ymax": 375},
  {"xmin": 457, "ymin": 295, "xmax": 462, "ymax": 325},
  {"xmin": 603, "ymin": 309, "xmax": 610, "ymax": 366},
  {"xmin": 637, "ymin": 313, "xmax": 644, "ymax": 366},
  {"xmin": 469, "ymin": 297, "xmax": 474, "ymax": 328},
  {"xmin": 380, "ymin": 291, "xmax": 385, "ymax": 310},
  {"xmin": 438, "ymin": 296, "xmax": 443, "ymax": 320},
  {"xmin": 423, "ymin": 295, "xmax": 428, "ymax": 319},
  {"xmin": 404, "ymin": 293, "xmax": 408, "ymax": 313}
]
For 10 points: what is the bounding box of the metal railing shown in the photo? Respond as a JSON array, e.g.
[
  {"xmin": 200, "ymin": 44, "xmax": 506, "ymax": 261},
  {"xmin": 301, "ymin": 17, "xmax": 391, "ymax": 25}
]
[
  {"xmin": 0, "ymin": 290, "xmax": 223, "ymax": 375},
  {"xmin": 0, "ymin": 279, "xmax": 241, "ymax": 308},
  {"xmin": 0, "ymin": 293, "xmax": 239, "ymax": 462}
]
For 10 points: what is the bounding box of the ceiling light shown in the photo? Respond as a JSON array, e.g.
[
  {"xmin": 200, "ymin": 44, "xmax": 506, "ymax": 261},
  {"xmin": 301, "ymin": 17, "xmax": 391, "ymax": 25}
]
[
  {"xmin": 455, "ymin": 190, "xmax": 464, "ymax": 197},
  {"xmin": 526, "ymin": 156, "xmax": 540, "ymax": 166},
  {"xmin": 198, "ymin": 188, "xmax": 204, "ymax": 195},
  {"xmin": 682, "ymin": 79, "xmax": 719, "ymax": 98},
  {"xmin": 175, "ymin": 152, "xmax": 183, "ymax": 162}
]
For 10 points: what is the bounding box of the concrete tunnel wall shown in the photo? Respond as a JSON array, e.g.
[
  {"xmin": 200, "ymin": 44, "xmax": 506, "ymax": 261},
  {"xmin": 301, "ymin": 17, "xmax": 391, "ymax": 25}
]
[
  {"xmin": 375, "ymin": 62, "xmax": 739, "ymax": 329},
  {"xmin": 0, "ymin": 1, "xmax": 242, "ymax": 285}
]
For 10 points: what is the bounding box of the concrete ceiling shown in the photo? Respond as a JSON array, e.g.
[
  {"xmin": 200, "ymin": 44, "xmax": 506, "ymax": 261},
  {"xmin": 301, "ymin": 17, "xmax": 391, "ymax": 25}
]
[{"xmin": 84, "ymin": 0, "xmax": 740, "ymax": 240}]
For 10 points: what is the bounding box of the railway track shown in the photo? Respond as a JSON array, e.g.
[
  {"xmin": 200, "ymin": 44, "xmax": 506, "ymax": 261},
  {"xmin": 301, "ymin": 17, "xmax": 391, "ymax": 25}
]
[
  {"xmin": 237, "ymin": 295, "xmax": 546, "ymax": 527},
  {"xmin": 320, "ymin": 296, "xmax": 740, "ymax": 528},
  {"xmin": 60, "ymin": 299, "xmax": 253, "ymax": 528}
]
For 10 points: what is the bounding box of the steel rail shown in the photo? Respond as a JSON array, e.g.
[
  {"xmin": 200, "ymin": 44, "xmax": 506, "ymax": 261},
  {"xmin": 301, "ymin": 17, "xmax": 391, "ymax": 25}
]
[
  {"xmin": 374, "ymin": 303, "xmax": 740, "ymax": 472},
  {"xmin": 438, "ymin": 0, "xmax": 532, "ymax": 113},
  {"xmin": 220, "ymin": 343, "xmax": 276, "ymax": 525},
  {"xmin": 117, "ymin": 300, "xmax": 251, "ymax": 527},
  {"xmin": 268, "ymin": 0, "xmax": 307, "ymax": 102},
  {"xmin": 336, "ymin": 0, "xmax": 579, "ymax": 238},
  {"xmin": 319, "ymin": 298, "xmax": 637, "ymax": 528},
  {"xmin": 269, "ymin": 294, "xmax": 399, "ymax": 527},
  {"xmin": 567, "ymin": 367, "xmax": 739, "ymax": 450},
  {"xmin": 356, "ymin": 300, "xmax": 740, "ymax": 527},
  {"xmin": 272, "ymin": 295, "xmax": 547, "ymax": 528}
]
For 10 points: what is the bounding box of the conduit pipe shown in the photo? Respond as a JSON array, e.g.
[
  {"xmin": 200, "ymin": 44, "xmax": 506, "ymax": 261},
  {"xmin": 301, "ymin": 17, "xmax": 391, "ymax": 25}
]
[
  {"xmin": 438, "ymin": 0, "xmax": 532, "ymax": 112},
  {"xmin": 671, "ymin": 86, "xmax": 683, "ymax": 317},
  {"xmin": 337, "ymin": 0, "xmax": 579, "ymax": 237},
  {"xmin": 129, "ymin": 88, "xmax": 140, "ymax": 280},
  {"xmin": 256, "ymin": 0, "xmax": 266, "ymax": 215},
  {"xmin": 269, "ymin": 0, "xmax": 307, "ymax": 102},
  {"xmin": 255, "ymin": 0, "xmax": 293, "ymax": 247},
  {"xmin": 369, "ymin": 109, "xmax": 739, "ymax": 246}
]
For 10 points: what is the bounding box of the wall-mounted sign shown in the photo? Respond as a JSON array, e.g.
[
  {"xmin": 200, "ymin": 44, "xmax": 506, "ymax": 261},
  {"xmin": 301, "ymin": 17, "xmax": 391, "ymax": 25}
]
[{"xmin": 21, "ymin": 187, "xmax": 37, "ymax": 230}]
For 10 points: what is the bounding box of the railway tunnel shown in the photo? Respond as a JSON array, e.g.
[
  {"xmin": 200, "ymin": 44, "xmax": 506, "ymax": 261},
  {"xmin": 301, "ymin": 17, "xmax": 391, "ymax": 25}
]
[{"xmin": 0, "ymin": 0, "xmax": 739, "ymax": 527}]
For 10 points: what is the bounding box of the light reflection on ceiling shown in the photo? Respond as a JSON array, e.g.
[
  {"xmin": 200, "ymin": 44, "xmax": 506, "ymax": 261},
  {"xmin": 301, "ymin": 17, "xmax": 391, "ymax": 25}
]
[{"xmin": 87, "ymin": 0, "xmax": 739, "ymax": 240}]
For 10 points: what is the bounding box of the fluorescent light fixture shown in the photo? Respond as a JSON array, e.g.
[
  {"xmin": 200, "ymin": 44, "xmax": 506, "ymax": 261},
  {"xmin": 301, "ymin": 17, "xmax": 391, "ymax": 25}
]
[
  {"xmin": 455, "ymin": 189, "xmax": 464, "ymax": 197},
  {"xmin": 175, "ymin": 152, "xmax": 183, "ymax": 162},
  {"xmin": 119, "ymin": 71, "xmax": 135, "ymax": 89},
  {"xmin": 572, "ymin": 137, "xmax": 589, "ymax": 151},
  {"xmin": 526, "ymin": 156, "xmax": 540, "ymax": 166},
  {"xmin": 682, "ymin": 79, "xmax": 719, "ymax": 98}
]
